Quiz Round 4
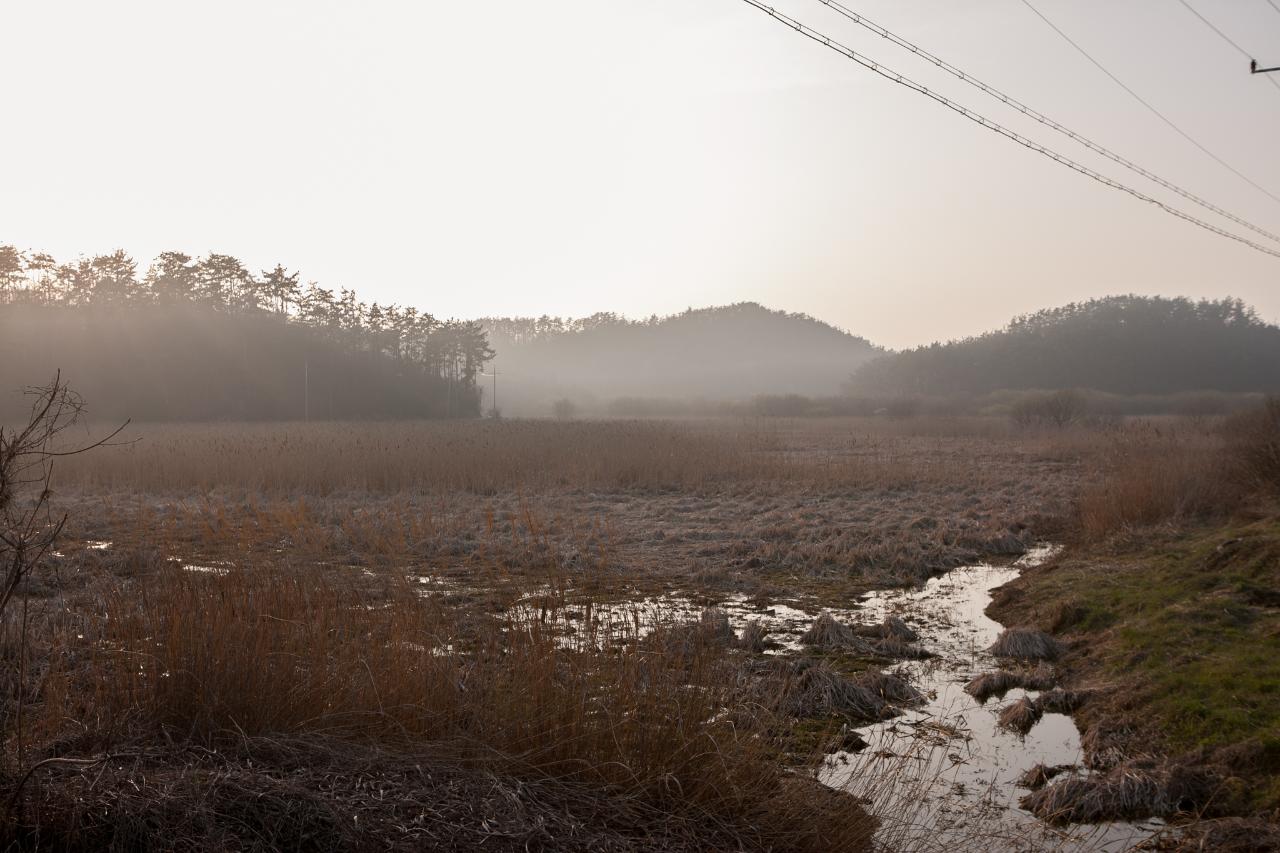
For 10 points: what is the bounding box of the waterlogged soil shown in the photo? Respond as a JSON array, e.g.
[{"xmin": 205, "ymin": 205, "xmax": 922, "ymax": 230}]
[{"xmin": 821, "ymin": 547, "xmax": 1161, "ymax": 852}]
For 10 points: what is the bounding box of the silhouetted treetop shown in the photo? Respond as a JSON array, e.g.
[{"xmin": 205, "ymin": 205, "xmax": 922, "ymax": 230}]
[{"xmin": 0, "ymin": 244, "xmax": 493, "ymax": 421}]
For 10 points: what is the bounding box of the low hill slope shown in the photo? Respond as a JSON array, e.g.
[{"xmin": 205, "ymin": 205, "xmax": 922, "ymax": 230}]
[
  {"xmin": 847, "ymin": 296, "xmax": 1280, "ymax": 397},
  {"xmin": 481, "ymin": 303, "xmax": 881, "ymax": 415}
]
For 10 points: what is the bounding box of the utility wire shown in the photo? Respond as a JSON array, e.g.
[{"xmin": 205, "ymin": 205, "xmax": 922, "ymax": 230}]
[
  {"xmin": 812, "ymin": 0, "xmax": 1280, "ymax": 245},
  {"xmin": 735, "ymin": 0, "xmax": 1280, "ymax": 260},
  {"xmin": 1176, "ymin": 0, "xmax": 1280, "ymax": 93},
  {"xmin": 1019, "ymin": 0, "xmax": 1280, "ymax": 206},
  {"xmin": 1266, "ymin": 0, "xmax": 1280, "ymax": 20}
]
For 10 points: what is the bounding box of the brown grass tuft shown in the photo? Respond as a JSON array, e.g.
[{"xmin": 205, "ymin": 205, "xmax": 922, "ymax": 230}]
[
  {"xmin": 963, "ymin": 666, "xmax": 1055, "ymax": 703},
  {"xmin": 997, "ymin": 696, "xmax": 1043, "ymax": 735},
  {"xmin": 988, "ymin": 627, "xmax": 1064, "ymax": 661}
]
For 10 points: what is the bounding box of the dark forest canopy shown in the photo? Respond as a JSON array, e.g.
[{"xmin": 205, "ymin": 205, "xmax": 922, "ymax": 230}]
[
  {"xmin": 0, "ymin": 246, "xmax": 492, "ymax": 421},
  {"xmin": 847, "ymin": 295, "xmax": 1280, "ymax": 397},
  {"xmin": 480, "ymin": 303, "xmax": 882, "ymax": 414}
]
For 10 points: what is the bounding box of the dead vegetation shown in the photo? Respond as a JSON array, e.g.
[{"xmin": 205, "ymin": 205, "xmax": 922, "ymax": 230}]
[
  {"xmin": 1020, "ymin": 761, "xmax": 1216, "ymax": 824},
  {"xmin": 988, "ymin": 627, "xmax": 1064, "ymax": 661},
  {"xmin": 11, "ymin": 563, "xmax": 877, "ymax": 852},
  {"xmin": 757, "ymin": 659, "xmax": 891, "ymax": 721},
  {"xmin": 997, "ymin": 696, "xmax": 1043, "ymax": 735},
  {"xmin": 964, "ymin": 666, "xmax": 1055, "ymax": 703},
  {"xmin": 1016, "ymin": 763, "xmax": 1077, "ymax": 790}
]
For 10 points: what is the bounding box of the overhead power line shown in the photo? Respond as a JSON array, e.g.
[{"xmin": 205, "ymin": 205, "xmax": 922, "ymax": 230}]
[
  {"xmin": 810, "ymin": 0, "xmax": 1280, "ymax": 246},
  {"xmin": 1267, "ymin": 0, "xmax": 1280, "ymax": 20},
  {"xmin": 1018, "ymin": 0, "xmax": 1280, "ymax": 207},
  {"xmin": 734, "ymin": 0, "xmax": 1280, "ymax": 260}
]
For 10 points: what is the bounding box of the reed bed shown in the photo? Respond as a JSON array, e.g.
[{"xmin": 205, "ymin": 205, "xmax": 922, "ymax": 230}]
[
  {"xmin": 25, "ymin": 563, "xmax": 876, "ymax": 852},
  {"xmin": 50, "ymin": 417, "xmax": 1080, "ymax": 496}
]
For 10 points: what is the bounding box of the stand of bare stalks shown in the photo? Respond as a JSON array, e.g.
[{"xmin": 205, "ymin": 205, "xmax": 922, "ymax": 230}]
[{"xmin": 12, "ymin": 557, "xmax": 878, "ymax": 852}]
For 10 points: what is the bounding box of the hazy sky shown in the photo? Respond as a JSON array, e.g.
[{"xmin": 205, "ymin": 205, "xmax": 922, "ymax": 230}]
[{"xmin": 4, "ymin": 1, "xmax": 1279, "ymax": 348}]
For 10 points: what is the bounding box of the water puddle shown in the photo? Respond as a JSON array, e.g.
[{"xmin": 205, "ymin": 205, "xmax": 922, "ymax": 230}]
[{"xmin": 821, "ymin": 546, "xmax": 1160, "ymax": 851}]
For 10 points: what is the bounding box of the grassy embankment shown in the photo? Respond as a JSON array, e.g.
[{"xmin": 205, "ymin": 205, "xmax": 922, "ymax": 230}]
[{"xmin": 992, "ymin": 402, "xmax": 1280, "ymax": 827}]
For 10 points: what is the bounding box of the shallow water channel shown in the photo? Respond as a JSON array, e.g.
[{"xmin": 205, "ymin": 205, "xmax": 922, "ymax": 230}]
[{"xmin": 820, "ymin": 546, "xmax": 1161, "ymax": 852}]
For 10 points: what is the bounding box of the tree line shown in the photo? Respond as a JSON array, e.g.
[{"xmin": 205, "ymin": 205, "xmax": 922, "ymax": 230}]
[
  {"xmin": 0, "ymin": 246, "xmax": 492, "ymax": 421},
  {"xmin": 846, "ymin": 295, "xmax": 1280, "ymax": 397}
]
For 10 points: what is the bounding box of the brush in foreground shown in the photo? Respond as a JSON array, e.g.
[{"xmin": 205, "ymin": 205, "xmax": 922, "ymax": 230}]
[
  {"xmin": 988, "ymin": 627, "xmax": 1065, "ymax": 661},
  {"xmin": 26, "ymin": 566, "xmax": 878, "ymax": 853}
]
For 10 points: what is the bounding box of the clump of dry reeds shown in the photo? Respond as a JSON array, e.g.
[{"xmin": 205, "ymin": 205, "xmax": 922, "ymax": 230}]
[
  {"xmin": 853, "ymin": 670, "xmax": 923, "ymax": 706},
  {"xmin": 736, "ymin": 619, "xmax": 768, "ymax": 654},
  {"xmin": 1035, "ymin": 688, "xmax": 1090, "ymax": 715},
  {"xmin": 997, "ymin": 696, "xmax": 1043, "ymax": 735},
  {"xmin": 766, "ymin": 660, "xmax": 889, "ymax": 721},
  {"xmin": 800, "ymin": 613, "xmax": 860, "ymax": 649},
  {"xmin": 1016, "ymin": 763, "xmax": 1076, "ymax": 790},
  {"xmin": 988, "ymin": 627, "xmax": 1064, "ymax": 661},
  {"xmin": 1020, "ymin": 761, "xmax": 1215, "ymax": 824},
  {"xmin": 964, "ymin": 665, "xmax": 1055, "ymax": 703}
]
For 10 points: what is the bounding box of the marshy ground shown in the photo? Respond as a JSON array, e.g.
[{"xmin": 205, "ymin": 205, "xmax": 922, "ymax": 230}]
[{"xmin": 3, "ymin": 414, "xmax": 1277, "ymax": 851}]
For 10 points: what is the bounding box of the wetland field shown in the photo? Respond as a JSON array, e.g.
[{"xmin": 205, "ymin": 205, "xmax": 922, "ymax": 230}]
[{"xmin": 3, "ymin": 413, "xmax": 1277, "ymax": 852}]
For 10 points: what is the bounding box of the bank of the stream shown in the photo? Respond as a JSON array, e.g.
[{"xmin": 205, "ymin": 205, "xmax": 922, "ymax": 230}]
[{"xmin": 987, "ymin": 517, "xmax": 1280, "ymax": 849}]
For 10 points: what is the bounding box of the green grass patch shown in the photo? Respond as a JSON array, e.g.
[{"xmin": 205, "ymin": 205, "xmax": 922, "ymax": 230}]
[{"xmin": 1052, "ymin": 520, "xmax": 1280, "ymax": 753}]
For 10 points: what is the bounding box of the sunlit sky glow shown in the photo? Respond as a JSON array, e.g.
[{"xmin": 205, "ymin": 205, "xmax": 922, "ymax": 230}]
[{"xmin": 4, "ymin": 0, "xmax": 1279, "ymax": 348}]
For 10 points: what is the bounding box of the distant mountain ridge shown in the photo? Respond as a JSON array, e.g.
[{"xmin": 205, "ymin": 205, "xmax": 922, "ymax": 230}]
[
  {"xmin": 480, "ymin": 302, "xmax": 881, "ymax": 414},
  {"xmin": 847, "ymin": 295, "xmax": 1280, "ymax": 397}
]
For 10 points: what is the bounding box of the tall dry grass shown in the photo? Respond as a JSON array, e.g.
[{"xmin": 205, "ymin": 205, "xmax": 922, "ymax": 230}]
[
  {"xmin": 1073, "ymin": 414, "xmax": 1268, "ymax": 537},
  {"xmin": 34, "ymin": 564, "xmax": 874, "ymax": 852},
  {"xmin": 51, "ymin": 418, "xmax": 1014, "ymax": 494}
]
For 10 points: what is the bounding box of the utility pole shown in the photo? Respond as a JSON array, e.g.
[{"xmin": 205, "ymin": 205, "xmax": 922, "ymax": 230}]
[
  {"xmin": 1251, "ymin": 59, "xmax": 1280, "ymax": 74},
  {"xmin": 480, "ymin": 367, "xmax": 499, "ymax": 414},
  {"xmin": 304, "ymin": 356, "xmax": 310, "ymax": 422}
]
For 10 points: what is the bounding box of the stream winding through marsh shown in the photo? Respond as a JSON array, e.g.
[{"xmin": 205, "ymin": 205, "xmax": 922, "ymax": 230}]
[{"xmin": 821, "ymin": 545, "xmax": 1161, "ymax": 852}]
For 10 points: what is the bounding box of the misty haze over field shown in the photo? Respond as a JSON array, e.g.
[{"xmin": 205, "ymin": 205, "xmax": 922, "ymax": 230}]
[{"xmin": 2, "ymin": 3, "xmax": 1279, "ymax": 852}]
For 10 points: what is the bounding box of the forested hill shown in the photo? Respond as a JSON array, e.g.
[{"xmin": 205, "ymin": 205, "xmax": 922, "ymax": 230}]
[
  {"xmin": 480, "ymin": 303, "xmax": 881, "ymax": 414},
  {"xmin": 0, "ymin": 246, "xmax": 491, "ymax": 421},
  {"xmin": 847, "ymin": 295, "xmax": 1280, "ymax": 396}
]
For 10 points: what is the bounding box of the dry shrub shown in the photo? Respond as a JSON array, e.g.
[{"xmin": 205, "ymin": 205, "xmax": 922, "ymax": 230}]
[
  {"xmin": 38, "ymin": 567, "xmax": 874, "ymax": 852},
  {"xmin": 1010, "ymin": 389, "xmax": 1088, "ymax": 429},
  {"xmin": 988, "ymin": 627, "xmax": 1064, "ymax": 661}
]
